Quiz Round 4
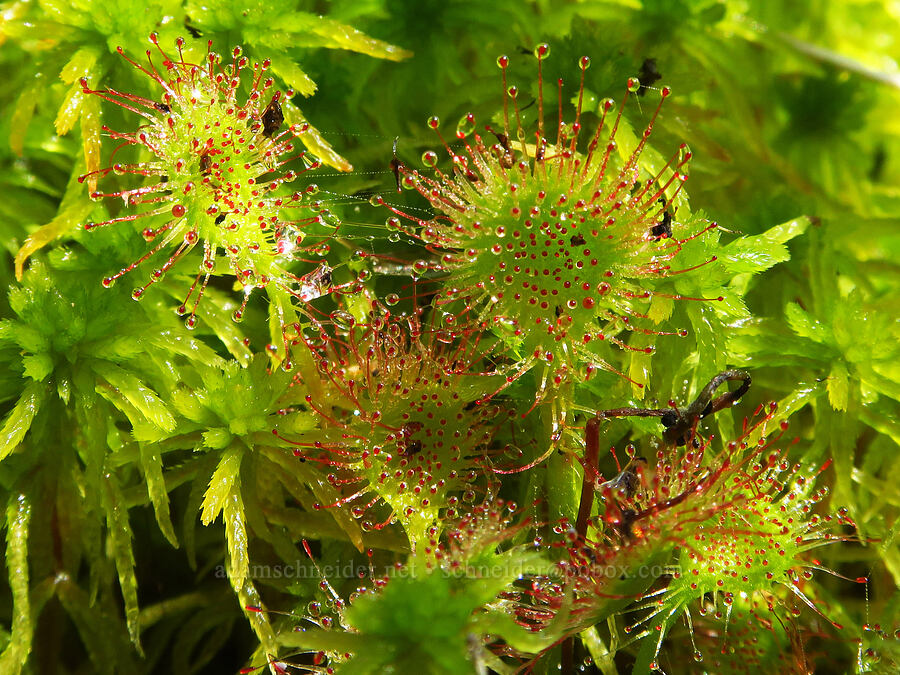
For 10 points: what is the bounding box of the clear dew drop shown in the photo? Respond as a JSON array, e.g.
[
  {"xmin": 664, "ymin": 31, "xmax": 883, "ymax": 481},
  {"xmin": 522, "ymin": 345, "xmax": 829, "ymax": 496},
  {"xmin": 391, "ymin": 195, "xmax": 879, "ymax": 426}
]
[
  {"xmin": 627, "ymin": 77, "xmax": 641, "ymax": 92},
  {"xmin": 330, "ymin": 311, "xmax": 355, "ymax": 331},
  {"xmin": 693, "ymin": 650, "xmax": 703, "ymax": 662},
  {"xmin": 421, "ymin": 150, "xmax": 439, "ymax": 168},
  {"xmin": 455, "ymin": 113, "xmax": 475, "ymax": 139},
  {"xmin": 385, "ymin": 293, "xmax": 400, "ymax": 306}
]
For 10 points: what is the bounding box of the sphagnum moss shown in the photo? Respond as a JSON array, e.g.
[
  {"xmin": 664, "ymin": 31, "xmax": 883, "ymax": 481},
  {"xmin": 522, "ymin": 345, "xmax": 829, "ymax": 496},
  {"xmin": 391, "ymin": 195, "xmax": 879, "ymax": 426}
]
[{"xmin": 0, "ymin": 8, "xmax": 896, "ymax": 673}]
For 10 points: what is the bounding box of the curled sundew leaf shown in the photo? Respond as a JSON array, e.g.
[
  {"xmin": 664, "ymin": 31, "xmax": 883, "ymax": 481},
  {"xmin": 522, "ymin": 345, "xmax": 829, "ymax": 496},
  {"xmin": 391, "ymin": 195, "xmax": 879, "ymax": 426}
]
[
  {"xmin": 138, "ymin": 443, "xmax": 178, "ymax": 548},
  {"xmin": 0, "ymin": 493, "xmax": 32, "ymax": 675},
  {"xmin": 200, "ymin": 445, "xmax": 243, "ymax": 526},
  {"xmin": 0, "ymin": 381, "xmax": 47, "ymax": 463}
]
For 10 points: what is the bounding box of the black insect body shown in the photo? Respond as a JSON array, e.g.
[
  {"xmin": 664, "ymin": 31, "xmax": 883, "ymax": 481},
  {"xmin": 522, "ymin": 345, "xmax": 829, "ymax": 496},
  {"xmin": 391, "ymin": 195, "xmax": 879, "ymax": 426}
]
[
  {"xmin": 650, "ymin": 209, "xmax": 672, "ymax": 239},
  {"xmin": 637, "ymin": 58, "xmax": 661, "ymax": 96},
  {"xmin": 261, "ymin": 98, "xmax": 284, "ymax": 137},
  {"xmin": 650, "ymin": 197, "xmax": 673, "ymax": 239},
  {"xmin": 390, "ymin": 136, "xmax": 404, "ymax": 192}
]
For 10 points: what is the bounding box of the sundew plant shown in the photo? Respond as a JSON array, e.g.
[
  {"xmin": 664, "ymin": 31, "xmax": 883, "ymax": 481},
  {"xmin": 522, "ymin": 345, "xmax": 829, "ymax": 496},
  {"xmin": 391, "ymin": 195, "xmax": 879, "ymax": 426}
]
[{"xmin": 1, "ymin": 1, "xmax": 899, "ymax": 674}]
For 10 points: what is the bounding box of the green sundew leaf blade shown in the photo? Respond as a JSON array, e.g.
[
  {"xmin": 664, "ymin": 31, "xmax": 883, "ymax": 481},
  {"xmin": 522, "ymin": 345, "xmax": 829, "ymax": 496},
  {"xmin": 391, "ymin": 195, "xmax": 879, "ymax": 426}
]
[
  {"xmin": 0, "ymin": 381, "xmax": 47, "ymax": 462},
  {"xmin": 92, "ymin": 361, "xmax": 175, "ymax": 432},
  {"xmin": 200, "ymin": 445, "xmax": 243, "ymax": 526},
  {"xmin": 138, "ymin": 443, "xmax": 179, "ymax": 548},
  {"xmin": 0, "ymin": 493, "xmax": 32, "ymax": 675}
]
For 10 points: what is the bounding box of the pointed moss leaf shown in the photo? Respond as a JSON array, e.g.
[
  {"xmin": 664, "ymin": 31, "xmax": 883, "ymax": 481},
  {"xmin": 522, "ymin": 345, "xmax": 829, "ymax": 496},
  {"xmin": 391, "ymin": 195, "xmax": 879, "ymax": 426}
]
[
  {"xmin": 54, "ymin": 81, "xmax": 85, "ymax": 136},
  {"xmin": 138, "ymin": 443, "xmax": 178, "ymax": 548},
  {"xmin": 0, "ymin": 493, "xmax": 32, "ymax": 675},
  {"xmin": 223, "ymin": 489, "xmax": 249, "ymax": 592},
  {"xmin": 200, "ymin": 445, "xmax": 243, "ymax": 526},
  {"xmin": 202, "ymin": 428, "xmax": 233, "ymax": 450},
  {"xmin": 0, "ymin": 320, "xmax": 46, "ymax": 353},
  {"xmin": 148, "ymin": 331, "xmax": 226, "ymax": 369},
  {"xmin": 687, "ymin": 303, "xmax": 726, "ymax": 382},
  {"xmin": 827, "ymin": 361, "xmax": 850, "ymax": 411},
  {"xmin": 282, "ymin": 98, "xmax": 353, "ymax": 172},
  {"xmin": 293, "ymin": 16, "xmax": 413, "ymax": 61},
  {"xmin": 647, "ymin": 294, "xmax": 674, "ymax": 323},
  {"xmin": 80, "ymin": 88, "xmax": 102, "ymax": 192},
  {"xmin": 267, "ymin": 53, "xmax": 317, "ymax": 97},
  {"xmin": 170, "ymin": 598, "xmax": 238, "ymax": 673},
  {"xmin": 261, "ymin": 447, "xmax": 365, "ymax": 552},
  {"xmin": 92, "ymin": 361, "xmax": 175, "ymax": 432},
  {"xmin": 720, "ymin": 216, "xmax": 810, "ymax": 276},
  {"xmin": 170, "ymin": 387, "xmax": 217, "ymax": 426},
  {"xmin": 55, "ymin": 575, "xmax": 138, "ymax": 674},
  {"xmin": 21, "ymin": 353, "xmax": 53, "ymax": 382},
  {"xmin": 0, "ymin": 381, "xmax": 47, "ymax": 462},
  {"xmin": 101, "ymin": 474, "xmax": 142, "ymax": 652},
  {"xmin": 238, "ymin": 579, "xmax": 279, "ymax": 657},
  {"xmin": 9, "ymin": 73, "xmax": 44, "ymax": 156},
  {"xmin": 183, "ymin": 454, "xmax": 217, "ymax": 570},
  {"xmin": 14, "ymin": 197, "xmax": 94, "ymax": 280},
  {"xmin": 179, "ymin": 288, "xmax": 252, "ymax": 365},
  {"xmin": 785, "ymin": 301, "xmax": 832, "ymax": 344}
]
